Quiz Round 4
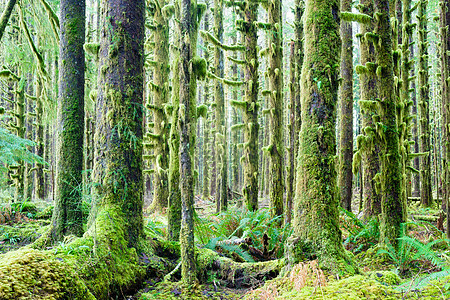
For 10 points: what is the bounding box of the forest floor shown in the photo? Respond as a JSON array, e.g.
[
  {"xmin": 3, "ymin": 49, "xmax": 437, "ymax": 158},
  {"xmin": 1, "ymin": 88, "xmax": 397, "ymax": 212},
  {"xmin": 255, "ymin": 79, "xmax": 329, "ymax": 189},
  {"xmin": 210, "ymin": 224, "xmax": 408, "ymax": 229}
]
[{"xmin": 1, "ymin": 192, "xmax": 450, "ymax": 299}]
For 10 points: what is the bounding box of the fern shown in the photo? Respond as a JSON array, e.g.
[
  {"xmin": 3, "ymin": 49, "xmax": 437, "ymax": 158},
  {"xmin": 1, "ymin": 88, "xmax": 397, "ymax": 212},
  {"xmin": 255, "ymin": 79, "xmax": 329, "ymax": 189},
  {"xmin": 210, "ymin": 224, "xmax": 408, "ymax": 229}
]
[
  {"xmin": 0, "ymin": 126, "xmax": 46, "ymax": 172},
  {"xmin": 377, "ymin": 222, "xmax": 450, "ymax": 275}
]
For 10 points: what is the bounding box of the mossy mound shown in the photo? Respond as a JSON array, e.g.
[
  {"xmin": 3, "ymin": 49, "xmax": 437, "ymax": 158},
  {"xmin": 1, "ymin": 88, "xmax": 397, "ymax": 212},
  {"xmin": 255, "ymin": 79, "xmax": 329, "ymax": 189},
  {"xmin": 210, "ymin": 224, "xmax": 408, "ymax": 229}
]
[
  {"xmin": 35, "ymin": 205, "xmax": 53, "ymax": 220},
  {"xmin": 139, "ymin": 281, "xmax": 242, "ymax": 300},
  {"xmin": 0, "ymin": 221, "xmax": 50, "ymax": 253},
  {"xmin": 0, "ymin": 248, "xmax": 95, "ymax": 300},
  {"xmin": 245, "ymin": 261, "xmax": 401, "ymax": 300}
]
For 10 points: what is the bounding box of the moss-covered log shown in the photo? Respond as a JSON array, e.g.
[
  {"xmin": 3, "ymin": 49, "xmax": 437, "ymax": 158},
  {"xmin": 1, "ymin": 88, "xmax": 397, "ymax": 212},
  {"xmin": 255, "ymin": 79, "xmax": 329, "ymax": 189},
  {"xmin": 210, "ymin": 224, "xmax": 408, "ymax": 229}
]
[
  {"xmin": 52, "ymin": 0, "xmax": 85, "ymax": 240},
  {"xmin": 289, "ymin": 0, "xmax": 355, "ymax": 273}
]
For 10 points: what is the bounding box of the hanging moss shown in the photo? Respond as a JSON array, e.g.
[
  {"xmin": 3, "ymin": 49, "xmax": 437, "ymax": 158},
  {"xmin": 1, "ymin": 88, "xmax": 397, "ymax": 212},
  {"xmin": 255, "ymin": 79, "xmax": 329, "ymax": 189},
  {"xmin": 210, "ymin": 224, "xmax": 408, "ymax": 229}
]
[{"xmin": 146, "ymin": 0, "xmax": 171, "ymax": 214}]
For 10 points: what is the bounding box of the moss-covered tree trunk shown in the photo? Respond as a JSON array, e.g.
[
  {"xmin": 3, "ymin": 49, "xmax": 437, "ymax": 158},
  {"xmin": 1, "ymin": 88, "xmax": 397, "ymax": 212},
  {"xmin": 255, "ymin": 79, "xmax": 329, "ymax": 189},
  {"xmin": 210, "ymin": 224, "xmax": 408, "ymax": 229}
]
[
  {"xmin": 214, "ymin": 0, "xmax": 228, "ymax": 212},
  {"xmin": 179, "ymin": 0, "xmax": 198, "ymax": 284},
  {"xmin": 359, "ymin": 0, "xmax": 381, "ymax": 218},
  {"xmin": 92, "ymin": 0, "xmax": 145, "ymax": 248},
  {"xmin": 399, "ymin": 0, "xmax": 414, "ymax": 205},
  {"xmin": 148, "ymin": 0, "xmax": 170, "ymax": 213},
  {"xmin": 34, "ymin": 76, "xmax": 45, "ymax": 200},
  {"xmin": 11, "ymin": 78, "xmax": 25, "ymax": 203},
  {"xmin": 411, "ymin": 43, "xmax": 420, "ymax": 198},
  {"xmin": 418, "ymin": 0, "xmax": 432, "ymax": 207},
  {"xmin": 289, "ymin": 0, "xmax": 354, "ymax": 272},
  {"xmin": 267, "ymin": 0, "xmax": 284, "ymax": 219},
  {"xmin": 52, "ymin": 0, "xmax": 85, "ymax": 240},
  {"xmin": 168, "ymin": 0, "xmax": 182, "ymax": 241},
  {"xmin": 374, "ymin": 0, "xmax": 406, "ymax": 247},
  {"xmin": 286, "ymin": 0, "xmax": 304, "ymax": 224},
  {"xmin": 441, "ymin": 0, "xmax": 450, "ymax": 238},
  {"xmin": 0, "ymin": 0, "xmax": 16, "ymax": 42},
  {"xmin": 202, "ymin": 5, "xmax": 211, "ymax": 201},
  {"xmin": 287, "ymin": 42, "xmax": 296, "ymax": 224},
  {"xmin": 240, "ymin": 2, "xmax": 259, "ymax": 211},
  {"xmin": 338, "ymin": 0, "xmax": 353, "ymax": 212}
]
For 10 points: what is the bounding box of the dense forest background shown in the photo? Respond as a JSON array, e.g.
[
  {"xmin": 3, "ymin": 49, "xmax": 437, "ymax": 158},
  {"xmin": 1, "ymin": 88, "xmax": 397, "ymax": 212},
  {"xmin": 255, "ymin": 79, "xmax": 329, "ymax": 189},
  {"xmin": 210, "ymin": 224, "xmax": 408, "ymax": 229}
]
[{"xmin": 1, "ymin": 0, "xmax": 450, "ymax": 298}]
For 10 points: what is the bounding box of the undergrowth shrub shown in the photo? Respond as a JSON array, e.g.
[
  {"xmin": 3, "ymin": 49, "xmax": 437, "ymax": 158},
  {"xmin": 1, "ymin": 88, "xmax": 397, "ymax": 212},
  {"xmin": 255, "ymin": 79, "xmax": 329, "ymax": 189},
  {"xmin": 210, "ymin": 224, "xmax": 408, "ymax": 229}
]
[
  {"xmin": 198, "ymin": 208, "xmax": 292, "ymax": 262},
  {"xmin": 340, "ymin": 208, "xmax": 379, "ymax": 253}
]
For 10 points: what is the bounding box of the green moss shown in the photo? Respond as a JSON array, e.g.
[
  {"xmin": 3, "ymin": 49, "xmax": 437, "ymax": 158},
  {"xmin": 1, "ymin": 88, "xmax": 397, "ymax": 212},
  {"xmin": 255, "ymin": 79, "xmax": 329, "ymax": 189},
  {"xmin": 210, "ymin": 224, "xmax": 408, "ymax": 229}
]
[
  {"xmin": 35, "ymin": 205, "xmax": 53, "ymax": 220},
  {"xmin": 0, "ymin": 248, "xmax": 95, "ymax": 299}
]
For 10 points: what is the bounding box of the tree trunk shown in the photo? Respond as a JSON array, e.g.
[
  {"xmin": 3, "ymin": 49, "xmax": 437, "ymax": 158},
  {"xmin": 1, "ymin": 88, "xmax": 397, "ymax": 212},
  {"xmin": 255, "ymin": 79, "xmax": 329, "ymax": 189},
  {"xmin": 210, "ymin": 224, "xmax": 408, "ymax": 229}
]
[
  {"xmin": 374, "ymin": 0, "xmax": 406, "ymax": 248},
  {"xmin": 179, "ymin": 0, "xmax": 198, "ymax": 284},
  {"xmin": 0, "ymin": 0, "xmax": 17, "ymax": 42},
  {"xmin": 441, "ymin": 0, "xmax": 450, "ymax": 238},
  {"xmin": 168, "ymin": 0, "xmax": 182, "ymax": 241},
  {"xmin": 214, "ymin": 0, "xmax": 228, "ymax": 212},
  {"xmin": 418, "ymin": 0, "xmax": 432, "ymax": 207},
  {"xmin": 34, "ymin": 76, "xmax": 45, "ymax": 200},
  {"xmin": 148, "ymin": 0, "xmax": 170, "ymax": 213},
  {"xmin": 52, "ymin": 0, "xmax": 85, "ymax": 240},
  {"xmin": 288, "ymin": 0, "xmax": 355, "ymax": 272},
  {"xmin": 338, "ymin": 0, "xmax": 353, "ymax": 212},
  {"xmin": 92, "ymin": 0, "xmax": 145, "ymax": 248},
  {"xmin": 267, "ymin": 0, "xmax": 284, "ymax": 219},
  {"xmin": 359, "ymin": 0, "xmax": 381, "ymax": 218},
  {"xmin": 240, "ymin": 3, "xmax": 259, "ymax": 211}
]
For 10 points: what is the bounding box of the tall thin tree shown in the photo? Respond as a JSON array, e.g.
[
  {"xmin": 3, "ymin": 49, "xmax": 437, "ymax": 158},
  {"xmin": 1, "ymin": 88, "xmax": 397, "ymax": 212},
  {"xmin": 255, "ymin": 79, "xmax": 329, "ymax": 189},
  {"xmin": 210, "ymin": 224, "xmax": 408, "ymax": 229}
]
[{"xmin": 51, "ymin": 0, "xmax": 85, "ymax": 239}]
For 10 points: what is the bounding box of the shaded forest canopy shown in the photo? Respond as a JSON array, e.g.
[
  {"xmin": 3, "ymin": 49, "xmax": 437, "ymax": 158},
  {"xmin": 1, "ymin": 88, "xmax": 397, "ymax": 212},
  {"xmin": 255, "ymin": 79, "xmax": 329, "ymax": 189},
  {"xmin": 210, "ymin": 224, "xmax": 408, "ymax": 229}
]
[{"xmin": 0, "ymin": 0, "xmax": 450, "ymax": 298}]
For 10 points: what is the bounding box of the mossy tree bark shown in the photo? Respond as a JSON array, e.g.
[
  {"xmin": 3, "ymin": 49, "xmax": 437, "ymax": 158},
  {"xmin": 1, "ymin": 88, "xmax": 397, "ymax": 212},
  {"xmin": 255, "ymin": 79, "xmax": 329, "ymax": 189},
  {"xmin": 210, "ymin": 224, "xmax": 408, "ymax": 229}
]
[
  {"xmin": 52, "ymin": 0, "xmax": 85, "ymax": 240},
  {"xmin": 399, "ymin": 0, "xmax": 414, "ymax": 205},
  {"xmin": 267, "ymin": 0, "xmax": 284, "ymax": 219},
  {"xmin": 287, "ymin": 42, "xmax": 296, "ymax": 224},
  {"xmin": 338, "ymin": 0, "xmax": 353, "ymax": 212},
  {"xmin": 286, "ymin": 0, "xmax": 304, "ymax": 224},
  {"xmin": 214, "ymin": 0, "xmax": 228, "ymax": 212},
  {"xmin": 202, "ymin": 5, "xmax": 211, "ymax": 201},
  {"xmin": 411, "ymin": 43, "xmax": 420, "ymax": 198},
  {"xmin": 289, "ymin": 0, "xmax": 354, "ymax": 272},
  {"xmin": 167, "ymin": 0, "xmax": 182, "ymax": 241},
  {"xmin": 34, "ymin": 76, "xmax": 45, "ymax": 200},
  {"xmin": 10, "ymin": 78, "xmax": 25, "ymax": 203},
  {"xmin": 418, "ymin": 0, "xmax": 432, "ymax": 207},
  {"xmin": 0, "ymin": 0, "xmax": 17, "ymax": 42},
  {"xmin": 374, "ymin": 0, "xmax": 406, "ymax": 248},
  {"xmin": 358, "ymin": 0, "xmax": 381, "ymax": 218},
  {"xmin": 179, "ymin": 0, "xmax": 199, "ymax": 284},
  {"xmin": 147, "ymin": 0, "xmax": 171, "ymax": 213},
  {"xmin": 92, "ymin": 0, "xmax": 145, "ymax": 248},
  {"xmin": 441, "ymin": 0, "xmax": 450, "ymax": 238},
  {"xmin": 239, "ymin": 1, "xmax": 259, "ymax": 211}
]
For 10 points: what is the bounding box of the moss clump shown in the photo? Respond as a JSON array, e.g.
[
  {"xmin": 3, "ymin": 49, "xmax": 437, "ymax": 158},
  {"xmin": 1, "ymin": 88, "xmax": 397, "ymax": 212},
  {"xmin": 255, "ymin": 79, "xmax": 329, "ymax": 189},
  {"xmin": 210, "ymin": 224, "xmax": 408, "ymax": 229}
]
[
  {"xmin": 139, "ymin": 281, "xmax": 242, "ymax": 299},
  {"xmin": 246, "ymin": 261, "xmax": 399, "ymax": 300},
  {"xmin": 35, "ymin": 205, "xmax": 54, "ymax": 220},
  {"xmin": 0, "ymin": 248, "xmax": 95, "ymax": 299},
  {"xmin": 367, "ymin": 270, "xmax": 401, "ymax": 285}
]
